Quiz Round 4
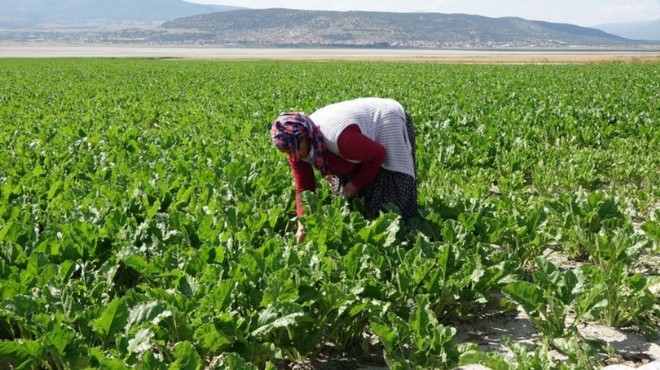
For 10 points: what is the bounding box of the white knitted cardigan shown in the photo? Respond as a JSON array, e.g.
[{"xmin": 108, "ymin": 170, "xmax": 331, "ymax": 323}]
[{"xmin": 308, "ymin": 97, "xmax": 415, "ymax": 178}]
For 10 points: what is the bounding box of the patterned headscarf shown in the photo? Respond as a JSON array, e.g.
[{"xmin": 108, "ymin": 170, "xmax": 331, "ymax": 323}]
[{"xmin": 270, "ymin": 112, "xmax": 329, "ymax": 176}]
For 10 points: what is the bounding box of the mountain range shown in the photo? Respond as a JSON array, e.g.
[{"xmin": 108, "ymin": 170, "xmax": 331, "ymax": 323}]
[
  {"xmin": 159, "ymin": 8, "xmax": 631, "ymax": 48},
  {"xmin": 0, "ymin": 0, "xmax": 657, "ymax": 48}
]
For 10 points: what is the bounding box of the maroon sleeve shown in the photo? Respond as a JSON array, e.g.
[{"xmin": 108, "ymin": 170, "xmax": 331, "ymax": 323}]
[
  {"xmin": 288, "ymin": 156, "xmax": 316, "ymax": 217},
  {"xmin": 336, "ymin": 125, "xmax": 386, "ymax": 188}
]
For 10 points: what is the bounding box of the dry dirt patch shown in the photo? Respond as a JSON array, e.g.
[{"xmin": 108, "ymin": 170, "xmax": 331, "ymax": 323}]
[
  {"xmin": 1, "ymin": 44, "xmax": 659, "ymax": 64},
  {"xmin": 453, "ymin": 308, "xmax": 660, "ymax": 368}
]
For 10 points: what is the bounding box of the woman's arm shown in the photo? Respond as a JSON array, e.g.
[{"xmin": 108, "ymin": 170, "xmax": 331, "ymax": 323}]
[
  {"xmin": 336, "ymin": 124, "xmax": 386, "ymax": 197},
  {"xmin": 288, "ymin": 157, "xmax": 315, "ymax": 244},
  {"xmin": 288, "ymin": 156, "xmax": 316, "ymax": 217}
]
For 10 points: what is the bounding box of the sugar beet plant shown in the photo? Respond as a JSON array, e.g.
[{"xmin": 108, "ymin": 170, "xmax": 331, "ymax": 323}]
[{"xmin": 0, "ymin": 59, "xmax": 658, "ymax": 369}]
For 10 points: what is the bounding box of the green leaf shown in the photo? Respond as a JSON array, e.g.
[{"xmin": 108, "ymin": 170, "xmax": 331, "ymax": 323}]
[
  {"xmin": 90, "ymin": 347, "xmax": 129, "ymax": 369},
  {"xmin": 641, "ymin": 220, "xmax": 659, "ymax": 242},
  {"xmin": 171, "ymin": 341, "xmax": 202, "ymax": 370},
  {"xmin": 251, "ymin": 305, "xmax": 304, "ymax": 337},
  {"xmin": 383, "ymin": 217, "xmax": 400, "ymax": 248},
  {"xmin": 194, "ymin": 323, "xmax": 234, "ymax": 354},
  {"xmin": 197, "ymin": 214, "xmax": 217, "ymax": 242},
  {"xmin": 48, "ymin": 180, "xmax": 62, "ymax": 200},
  {"xmin": 357, "ymin": 213, "xmax": 400, "ymax": 245},
  {"xmin": 123, "ymin": 255, "xmax": 160, "ymax": 280},
  {"xmin": 370, "ymin": 322, "xmax": 398, "ymax": 351},
  {"xmin": 261, "ymin": 278, "xmax": 298, "ymax": 307},
  {"xmin": 207, "ymin": 280, "xmax": 235, "ymax": 312},
  {"xmin": 141, "ymin": 351, "xmax": 169, "ymax": 370},
  {"xmin": 556, "ymin": 269, "xmax": 578, "ymax": 305},
  {"xmin": 43, "ymin": 322, "xmax": 77, "ymax": 356},
  {"xmin": 459, "ymin": 349, "xmax": 511, "ymax": 370},
  {"xmin": 0, "ymin": 340, "xmax": 43, "ymax": 370},
  {"xmin": 127, "ymin": 328, "xmax": 154, "ymax": 354},
  {"xmin": 177, "ymin": 274, "xmax": 199, "ymax": 299},
  {"xmin": 574, "ymin": 271, "xmax": 606, "ymax": 318},
  {"xmin": 0, "ymin": 222, "xmax": 14, "ymax": 243},
  {"xmin": 628, "ymin": 274, "xmax": 648, "ymax": 292},
  {"xmin": 502, "ymin": 281, "xmax": 546, "ymax": 314},
  {"xmin": 126, "ymin": 301, "xmax": 172, "ymax": 331},
  {"xmin": 92, "ymin": 297, "xmax": 129, "ymax": 341},
  {"xmin": 411, "ymin": 295, "xmax": 431, "ymax": 337},
  {"xmin": 148, "ymin": 200, "xmax": 161, "ymax": 219},
  {"xmin": 213, "ymin": 353, "xmax": 260, "ymax": 370}
]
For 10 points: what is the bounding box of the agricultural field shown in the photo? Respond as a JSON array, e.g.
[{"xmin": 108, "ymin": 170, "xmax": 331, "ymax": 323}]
[{"xmin": 0, "ymin": 58, "xmax": 658, "ymax": 369}]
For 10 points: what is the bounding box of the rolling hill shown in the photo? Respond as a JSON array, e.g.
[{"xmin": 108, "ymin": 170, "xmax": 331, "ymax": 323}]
[
  {"xmin": 1, "ymin": 3, "xmax": 651, "ymax": 48},
  {"xmin": 160, "ymin": 8, "xmax": 632, "ymax": 48}
]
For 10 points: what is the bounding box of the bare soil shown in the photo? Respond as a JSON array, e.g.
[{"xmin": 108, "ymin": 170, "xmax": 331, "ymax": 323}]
[
  {"xmin": 454, "ymin": 308, "xmax": 660, "ymax": 369},
  {"xmin": 1, "ymin": 44, "xmax": 659, "ymax": 64}
]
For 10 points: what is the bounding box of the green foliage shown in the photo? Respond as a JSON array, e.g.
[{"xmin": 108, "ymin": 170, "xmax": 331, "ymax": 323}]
[
  {"xmin": 0, "ymin": 59, "xmax": 657, "ymax": 369},
  {"xmin": 371, "ymin": 295, "xmax": 461, "ymax": 369},
  {"xmin": 502, "ymin": 257, "xmax": 602, "ymax": 340}
]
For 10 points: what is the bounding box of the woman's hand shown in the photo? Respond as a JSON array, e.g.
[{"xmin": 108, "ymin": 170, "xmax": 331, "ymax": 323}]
[
  {"xmin": 295, "ymin": 220, "xmax": 306, "ymax": 244},
  {"xmin": 342, "ymin": 182, "xmax": 360, "ymax": 199}
]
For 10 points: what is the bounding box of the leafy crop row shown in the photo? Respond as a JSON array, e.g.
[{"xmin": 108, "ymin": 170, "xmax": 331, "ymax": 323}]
[{"xmin": 0, "ymin": 59, "xmax": 658, "ymax": 369}]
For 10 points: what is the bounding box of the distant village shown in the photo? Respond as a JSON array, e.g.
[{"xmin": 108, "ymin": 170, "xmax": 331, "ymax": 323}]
[{"xmin": 0, "ymin": 29, "xmax": 579, "ymax": 49}]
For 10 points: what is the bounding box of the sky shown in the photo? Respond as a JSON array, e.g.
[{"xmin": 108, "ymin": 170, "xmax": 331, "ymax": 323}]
[{"xmin": 186, "ymin": 0, "xmax": 660, "ymax": 27}]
